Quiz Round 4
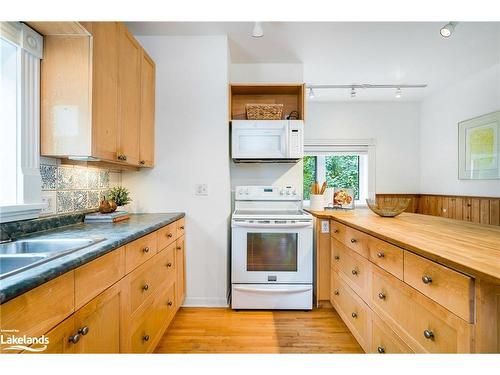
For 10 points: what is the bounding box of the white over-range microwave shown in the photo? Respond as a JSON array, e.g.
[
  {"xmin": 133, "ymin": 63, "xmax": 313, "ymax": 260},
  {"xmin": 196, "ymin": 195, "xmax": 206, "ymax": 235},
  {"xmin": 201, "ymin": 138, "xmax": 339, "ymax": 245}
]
[{"xmin": 231, "ymin": 120, "xmax": 304, "ymax": 162}]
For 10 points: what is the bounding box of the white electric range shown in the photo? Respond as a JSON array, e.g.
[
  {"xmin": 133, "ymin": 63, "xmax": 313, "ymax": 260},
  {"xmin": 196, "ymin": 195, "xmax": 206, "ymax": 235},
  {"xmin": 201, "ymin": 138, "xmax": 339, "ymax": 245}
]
[{"xmin": 231, "ymin": 186, "xmax": 313, "ymax": 310}]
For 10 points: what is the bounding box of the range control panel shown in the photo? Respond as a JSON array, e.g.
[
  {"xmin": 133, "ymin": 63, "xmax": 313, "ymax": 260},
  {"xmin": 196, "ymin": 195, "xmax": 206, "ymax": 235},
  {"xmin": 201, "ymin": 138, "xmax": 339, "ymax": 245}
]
[{"xmin": 235, "ymin": 186, "xmax": 300, "ymax": 201}]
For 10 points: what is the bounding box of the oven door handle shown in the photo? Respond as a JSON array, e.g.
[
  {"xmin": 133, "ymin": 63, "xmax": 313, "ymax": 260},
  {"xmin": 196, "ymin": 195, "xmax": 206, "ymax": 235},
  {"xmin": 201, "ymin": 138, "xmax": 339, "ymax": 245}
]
[
  {"xmin": 233, "ymin": 286, "xmax": 311, "ymax": 294},
  {"xmin": 232, "ymin": 222, "xmax": 312, "ymax": 228}
]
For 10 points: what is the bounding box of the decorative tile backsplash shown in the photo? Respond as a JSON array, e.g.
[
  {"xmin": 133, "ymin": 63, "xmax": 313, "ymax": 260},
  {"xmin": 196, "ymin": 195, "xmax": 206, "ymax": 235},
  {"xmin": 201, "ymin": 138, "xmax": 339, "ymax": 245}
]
[{"xmin": 40, "ymin": 160, "xmax": 121, "ymax": 216}]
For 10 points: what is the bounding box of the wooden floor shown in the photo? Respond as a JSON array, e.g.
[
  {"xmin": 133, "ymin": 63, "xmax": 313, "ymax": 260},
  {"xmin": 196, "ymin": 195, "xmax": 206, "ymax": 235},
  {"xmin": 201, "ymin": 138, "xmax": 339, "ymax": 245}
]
[{"xmin": 154, "ymin": 303, "xmax": 363, "ymax": 353}]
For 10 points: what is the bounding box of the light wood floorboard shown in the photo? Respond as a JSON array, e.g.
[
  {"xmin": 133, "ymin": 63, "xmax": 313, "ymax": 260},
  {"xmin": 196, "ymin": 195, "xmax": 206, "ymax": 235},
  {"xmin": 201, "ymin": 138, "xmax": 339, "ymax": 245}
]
[{"xmin": 154, "ymin": 303, "xmax": 363, "ymax": 353}]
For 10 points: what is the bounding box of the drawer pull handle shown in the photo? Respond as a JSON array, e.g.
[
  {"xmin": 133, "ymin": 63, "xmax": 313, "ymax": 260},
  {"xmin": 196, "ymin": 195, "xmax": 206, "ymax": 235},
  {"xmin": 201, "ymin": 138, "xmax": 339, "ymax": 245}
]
[
  {"xmin": 334, "ymin": 290, "xmax": 339, "ymax": 295},
  {"xmin": 167, "ymin": 233, "xmax": 173, "ymax": 238},
  {"xmin": 176, "ymin": 246, "xmax": 182, "ymax": 250},
  {"xmin": 68, "ymin": 334, "xmax": 80, "ymax": 344},
  {"xmin": 377, "ymin": 252, "xmax": 385, "ymax": 258},
  {"xmin": 422, "ymin": 275, "xmax": 433, "ymax": 284},
  {"xmin": 333, "ymin": 229, "xmax": 339, "ymax": 233},
  {"xmin": 139, "ymin": 160, "xmax": 146, "ymax": 165},
  {"xmin": 180, "ymin": 226, "xmax": 185, "ymax": 230},
  {"xmin": 143, "ymin": 246, "xmax": 150, "ymax": 253},
  {"xmin": 143, "ymin": 334, "xmax": 150, "ymax": 342},
  {"xmin": 350, "ymin": 238, "xmax": 357, "ymax": 243},
  {"xmin": 78, "ymin": 326, "xmax": 89, "ymax": 336},
  {"xmin": 334, "ymin": 255, "xmax": 340, "ymax": 261},
  {"xmin": 143, "ymin": 284, "xmax": 150, "ymax": 291},
  {"xmin": 167, "ymin": 301, "xmax": 173, "ymax": 306},
  {"xmin": 167, "ymin": 262, "xmax": 172, "ymax": 268},
  {"xmin": 351, "ymin": 312, "xmax": 357, "ymax": 318},
  {"xmin": 378, "ymin": 292, "xmax": 386, "ymax": 300},
  {"xmin": 377, "ymin": 346, "xmax": 385, "ymax": 354},
  {"xmin": 351, "ymin": 268, "xmax": 358, "ymax": 276},
  {"xmin": 423, "ymin": 330, "xmax": 435, "ymax": 340}
]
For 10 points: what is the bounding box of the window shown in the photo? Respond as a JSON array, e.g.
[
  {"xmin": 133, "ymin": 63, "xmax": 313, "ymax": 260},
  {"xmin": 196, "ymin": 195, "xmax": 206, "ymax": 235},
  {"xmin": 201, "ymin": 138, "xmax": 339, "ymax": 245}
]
[
  {"xmin": 0, "ymin": 22, "xmax": 45, "ymax": 222},
  {"xmin": 302, "ymin": 140, "xmax": 376, "ymax": 205}
]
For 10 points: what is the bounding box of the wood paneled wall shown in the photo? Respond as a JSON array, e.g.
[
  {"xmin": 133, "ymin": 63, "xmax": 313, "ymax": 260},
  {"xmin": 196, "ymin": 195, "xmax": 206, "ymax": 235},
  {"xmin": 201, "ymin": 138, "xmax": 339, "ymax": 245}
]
[{"xmin": 376, "ymin": 194, "xmax": 500, "ymax": 227}]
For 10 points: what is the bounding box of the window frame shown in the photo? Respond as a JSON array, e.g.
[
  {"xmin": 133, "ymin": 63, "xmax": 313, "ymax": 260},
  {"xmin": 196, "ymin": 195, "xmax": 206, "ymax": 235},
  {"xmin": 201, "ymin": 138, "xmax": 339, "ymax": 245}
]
[
  {"xmin": 303, "ymin": 139, "xmax": 376, "ymax": 207},
  {"xmin": 0, "ymin": 22, "xmax": 45, "ymax": 223}
]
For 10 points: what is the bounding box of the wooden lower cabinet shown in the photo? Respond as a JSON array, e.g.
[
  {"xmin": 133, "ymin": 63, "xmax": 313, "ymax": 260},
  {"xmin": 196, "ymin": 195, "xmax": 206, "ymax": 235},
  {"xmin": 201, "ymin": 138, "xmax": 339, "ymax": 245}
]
[{"xmin": 371, "ymin": 313, "xmax": 413, "ymax": 354}]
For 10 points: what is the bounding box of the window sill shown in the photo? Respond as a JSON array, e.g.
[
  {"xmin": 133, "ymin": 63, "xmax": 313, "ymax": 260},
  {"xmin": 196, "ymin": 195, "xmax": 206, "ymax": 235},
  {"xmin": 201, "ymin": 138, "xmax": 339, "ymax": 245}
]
[{"xmin": 0, "ymin": 203, "xmax": 48, "ymax": 223}]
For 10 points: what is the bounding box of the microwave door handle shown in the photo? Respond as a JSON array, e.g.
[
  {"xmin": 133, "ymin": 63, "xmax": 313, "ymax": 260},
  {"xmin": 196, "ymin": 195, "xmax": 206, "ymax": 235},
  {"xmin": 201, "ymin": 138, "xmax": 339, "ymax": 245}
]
[
  {"xmin": 233, "ymin": 286, "xmax": 311, "ymax": 294},
  {"xmin": 232, "ymin": 222, "xmax": 312, "ymax": 228}
]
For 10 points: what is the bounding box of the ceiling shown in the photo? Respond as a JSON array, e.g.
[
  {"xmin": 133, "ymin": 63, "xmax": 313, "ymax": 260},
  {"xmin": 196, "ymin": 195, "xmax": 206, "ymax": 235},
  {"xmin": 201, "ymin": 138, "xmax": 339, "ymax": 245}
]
[{"xmin": 127, "ymin": 22, "xmax": 500, "ymax": 101}]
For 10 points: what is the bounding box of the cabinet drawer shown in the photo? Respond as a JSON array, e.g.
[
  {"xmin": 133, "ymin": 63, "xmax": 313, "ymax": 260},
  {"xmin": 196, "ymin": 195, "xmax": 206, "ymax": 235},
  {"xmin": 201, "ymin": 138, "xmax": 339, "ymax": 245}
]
[
  {"xmin": 128, "ymin": 256, "xmax": 163, "ymax": 315},
  {"xmin": 157, "ymin": 222, "xmax": 177, "ymax": 250},
  {"xmin": 330, "ymin": 220, "xmax": 346, "ymax": 243},
  {"xmin": 75, "ymin": 247, "xmax": 125, "ymax": 308},
  {"xmin": 0, "ymin": 272, "xmax": 74, "ymax": 351},
  {"xmin": 371, "ymin": 266, "xmax": 472, "ymax": 353},
  {"xmin": 158, "ymin": 241, "xmax": 177, "ymax": 284},
  {"xmin": 330, "ymin": 271, "xmax": 371, "ymax": 352},
  {"xmin": 403, "ymin": 251, "xmax": 474, "ymax": 322},
  {"xmin": 331, "ymin": 238, "xmax": 371, "ymax": 300},
  {"xmin": 176, "ymin": 217, "xmax": 185, "ymax": 238},
  {"xmin": 125, "ymin": 232, "xmax": 158, "ymax": 273},
  {"xmin": 130, "ymin": 298, "xmax": 161, "ymax": 353},
  {"xmin": 367, "ymin": 236, "xmax": 403, "ymax": 280},
  {"xmin": 155, "ymin": 280, "xmax": 177, "ymax": 326},
  {"xmin": 343, "ymin": 226, "xmax": 370, "ymax": 258},
  {"xmin": 372, "ymin": 313, "xmax": 413, "ymax": 354}
]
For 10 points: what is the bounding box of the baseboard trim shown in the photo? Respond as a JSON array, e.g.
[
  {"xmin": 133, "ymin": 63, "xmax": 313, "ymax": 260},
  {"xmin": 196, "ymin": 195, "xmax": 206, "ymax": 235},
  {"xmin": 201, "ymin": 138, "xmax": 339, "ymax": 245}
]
[{"xmin": 182, "ymin": 297, "xmax": 229, "ymax": 308}]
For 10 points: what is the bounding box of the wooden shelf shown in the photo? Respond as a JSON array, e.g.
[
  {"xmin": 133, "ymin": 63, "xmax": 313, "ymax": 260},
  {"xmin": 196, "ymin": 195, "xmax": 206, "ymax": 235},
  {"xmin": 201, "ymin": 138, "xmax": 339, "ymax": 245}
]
[{"xmin": 229, "ymin": 83, "xmax": 305, "ymax": 121}]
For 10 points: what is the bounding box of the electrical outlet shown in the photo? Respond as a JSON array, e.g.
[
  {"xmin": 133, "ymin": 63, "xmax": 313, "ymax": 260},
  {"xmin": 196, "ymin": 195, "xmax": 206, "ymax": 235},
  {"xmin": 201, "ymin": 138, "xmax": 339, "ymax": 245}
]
[
  {"xmin": 40, "ymin": 191, "xmax": 56, "ymax": 215},
  {"xmin": 321, "ymin": 220, "xmax": 329, "ymax": 233},
  {"xmin": 195, "ymin": 184, "xmax": 208, "ymax": 196}
]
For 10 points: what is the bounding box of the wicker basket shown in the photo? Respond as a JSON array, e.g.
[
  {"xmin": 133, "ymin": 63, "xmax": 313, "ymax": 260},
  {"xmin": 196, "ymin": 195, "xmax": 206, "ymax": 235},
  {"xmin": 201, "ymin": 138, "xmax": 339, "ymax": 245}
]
[{"xmin": 246, "ymin": 104, "xmax": 283, "ymax": 120}]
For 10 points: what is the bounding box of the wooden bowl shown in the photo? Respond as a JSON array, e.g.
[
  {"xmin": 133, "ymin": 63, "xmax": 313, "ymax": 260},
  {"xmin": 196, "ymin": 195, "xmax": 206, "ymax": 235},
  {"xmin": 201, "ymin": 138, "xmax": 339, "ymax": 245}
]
[{"xmin": 366, "ymin": 198, "xmax": 410, "ymax": 217}]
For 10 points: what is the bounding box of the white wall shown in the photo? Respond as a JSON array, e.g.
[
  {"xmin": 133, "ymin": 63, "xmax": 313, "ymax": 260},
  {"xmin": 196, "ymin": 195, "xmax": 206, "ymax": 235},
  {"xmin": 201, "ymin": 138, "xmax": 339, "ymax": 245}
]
[
  {"xmin": 306, "ymin": 102, "xmax": 421, "ymax": 193},
  {"xmin": 229, "ymin": 63, "xmax": 305, "ymax": 193},
  {"xmin": 122, "ymin": 36, "xmax": 231, "ymax": 307},
  {"xmin": 420, "ymin": 64, "xmax": 500, "ymax": 197}
]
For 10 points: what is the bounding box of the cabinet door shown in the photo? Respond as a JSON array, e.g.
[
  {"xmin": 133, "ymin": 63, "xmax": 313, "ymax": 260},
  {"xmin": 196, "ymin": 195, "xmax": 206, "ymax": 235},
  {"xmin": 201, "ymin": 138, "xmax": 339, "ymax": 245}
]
[
  {"xmin": 37, "ymin": 316, "xmax": 76, "ymax": 354},
  {"xmin": 72, "ymin": 281, "xmax": 125, "ymax": 353},
  {"xmin": 139, "ymin": 50, "xmax": 156, "ymax": 167},
  {"xmin": 117, "ymin": 23, "xmax": 141, "ymax": 166},
  {"xmin": 175, "ymin": 236, "xmax": 186, "ymax": 309},
  {"xmin": 91, "ymin": 22, "xmax": 119, "ymax": 161}
]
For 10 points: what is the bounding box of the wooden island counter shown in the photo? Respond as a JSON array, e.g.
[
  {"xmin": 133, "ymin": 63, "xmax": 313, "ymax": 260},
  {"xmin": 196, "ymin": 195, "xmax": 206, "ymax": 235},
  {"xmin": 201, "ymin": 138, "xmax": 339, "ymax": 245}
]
[{"xmin": 307, "ymin": 208, "xmax": 500, "ymax": 353}]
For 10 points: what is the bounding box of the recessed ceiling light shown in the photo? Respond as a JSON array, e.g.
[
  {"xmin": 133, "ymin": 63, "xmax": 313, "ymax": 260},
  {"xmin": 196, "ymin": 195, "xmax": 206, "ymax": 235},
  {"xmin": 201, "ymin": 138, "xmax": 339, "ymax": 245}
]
[
  {"xmin": 440, "ymin": 22, "xmax": 457, "ymax": 38},
  {"xmin": 252, "ymin": 22, "xmax": 264, "ymax": 38},
  {"xmin": 395, "ymin": 87, "xmax": 402, "ymax": 98},
  {"xmin": 308, "ymin": 88, "xmax": 315, "ymax": 99},
  {"xmin": 350, "ymin": 87, "xmax": 356, "ymax": 98}
]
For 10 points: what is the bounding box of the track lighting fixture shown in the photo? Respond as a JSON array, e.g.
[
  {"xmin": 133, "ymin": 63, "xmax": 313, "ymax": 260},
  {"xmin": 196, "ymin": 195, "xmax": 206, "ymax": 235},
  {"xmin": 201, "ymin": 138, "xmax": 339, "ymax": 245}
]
[
  {"xmin": 252, "ymin": 22, "xmax": 264, "ymax": 38},
  {"xmin": 308, "ymin": 87, "xmax": 315, "ymax": 99},
  {"xmin": 350, "ymin": 87, "xmax": 356, "ymax": 98},
  {"xmin": 440, "ymin": 22, "xmax": 457, "ymax": 38},
  {"xmin": 395, "ymin": 87, "xmax": 402, "ymax": 98}
]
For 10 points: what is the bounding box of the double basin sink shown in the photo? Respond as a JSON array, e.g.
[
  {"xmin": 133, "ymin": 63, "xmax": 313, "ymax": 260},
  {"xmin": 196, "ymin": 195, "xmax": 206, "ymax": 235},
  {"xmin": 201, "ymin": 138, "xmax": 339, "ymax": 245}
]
[{"xmin": 0, "ymin": 238, "xmax": 105, "ymax": 279}]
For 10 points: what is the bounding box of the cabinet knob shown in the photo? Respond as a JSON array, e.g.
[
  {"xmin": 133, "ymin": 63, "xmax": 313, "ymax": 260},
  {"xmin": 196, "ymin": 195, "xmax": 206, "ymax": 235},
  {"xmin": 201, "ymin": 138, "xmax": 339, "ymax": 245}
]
[
  {"xmin": 143, "ymin": 284, "xmax": 149, "ymax": 291},
  {"xmin": 377, "ymin": 252, "xmax": 385, "ymax": 258},
  {"xmin": 351, "ymin": 268, "xmax": 358, "ymax": 276},
  {"xmin": 167, "ymin": 262, "xmax": 172, "ymax": 268},
  {"xmin": 176, "ymin": 246, "xmax": 182, "ymax": 250},
  {"xmin": 143, "ymin": 334, "xmax": 150, "ymax": 342},
  {"xmin": 78, "ymin": 326, "xmax": 89, "ymax": 336},
  {"xmin": 378, "ymin": 292, "xmax": 386, "ymax": 300},
  {"xmin": 422, "ymin": 275, "xmax": 433, "ymax": 284},
  {"xmin": 68, "ymin": 334, "xmax": 80, "ymax": 344},
  {"xmin": 423, "ymin": 329, "xmax": 435, "ymax": 340},
  {"xmin": 167, "ymin": 301, "xmax": 173, "ymax": 306},
  {"xmin": 167, "ymin": 233, "xmax": 173, "ymax": 238},
  {"xmin": 334, "ymin": 255, "xmax": 340, "ymax": 260},
  {"xmin": 334, "ymin": 290, "xmax": 339, "ymax": 295},
  {"xmin": 117, "ymin": 154, "xmax": 127, "ymax": 161},
  {"xmin": 143, "ymin": 246, "xmax": 150, "ymax": 253},
  {"xmin": 333, "ymin": 229, "xmax": 339, "ymax": 233},
  {"xmin": 377, "ymin": 346, "xmax": 386, "ymax": 354},
  {"xmin": 139, "ymin": 160, "xmax": 146, "ymax": 165},
  {"xmin": 350, "ymin": 238, "xmax": 357, "ymax": 243},
  {"xmin": 180, "ymin": 226, "xmax": 185, "ymax": 230},
  {"xmin": 351, "ymin": 312, "xmax": 357, "ymax": 318}
]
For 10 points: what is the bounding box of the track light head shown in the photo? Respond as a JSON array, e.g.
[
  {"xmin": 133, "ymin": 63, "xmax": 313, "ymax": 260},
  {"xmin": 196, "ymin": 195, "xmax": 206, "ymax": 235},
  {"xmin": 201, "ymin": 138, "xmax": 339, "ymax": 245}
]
[
  {"xmin": 440, "ymin": 22, "xmax": 457, "ymax": 38},
  {"xmin": 395, "ymin": 87, "xmax": 402, "ymax": 98},
  {"xmin": 350, "ymin": 87, "xmax": 356, "ymax": 98},
  {"xmin": 252, "ymin": 22, "xmax": 264, "ymax": 38}
]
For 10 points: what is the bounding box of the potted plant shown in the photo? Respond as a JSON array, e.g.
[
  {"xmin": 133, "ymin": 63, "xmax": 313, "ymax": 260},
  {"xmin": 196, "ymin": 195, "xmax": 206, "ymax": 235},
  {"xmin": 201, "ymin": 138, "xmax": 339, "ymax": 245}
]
[{"xmin": 108, "ymin": 186, "xmax": 132, "ymax": 211}]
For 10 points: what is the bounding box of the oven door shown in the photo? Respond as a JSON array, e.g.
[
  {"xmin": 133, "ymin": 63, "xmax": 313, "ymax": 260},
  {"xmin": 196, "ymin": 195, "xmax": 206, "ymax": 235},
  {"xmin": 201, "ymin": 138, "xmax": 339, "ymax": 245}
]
[
  {"xmin": 231, "ymin": 120, "xmax": 288, "ymax": 159},
  {"xmin": 231, "ymin": 220, "xmax": 313, "ymax": 284}
]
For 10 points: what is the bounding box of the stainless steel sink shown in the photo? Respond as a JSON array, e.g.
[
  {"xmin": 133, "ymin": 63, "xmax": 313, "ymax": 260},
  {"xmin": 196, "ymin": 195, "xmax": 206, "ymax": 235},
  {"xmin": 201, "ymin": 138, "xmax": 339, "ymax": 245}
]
[{"xmin": 0, "ymin": 237, "xmax": 105, "ymax": 279}]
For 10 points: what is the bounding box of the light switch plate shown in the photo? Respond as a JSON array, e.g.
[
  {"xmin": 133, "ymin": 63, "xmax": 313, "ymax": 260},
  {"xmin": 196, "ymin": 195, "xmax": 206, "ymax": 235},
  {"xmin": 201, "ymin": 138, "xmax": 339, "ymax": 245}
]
[{"xmin": 195, "ymin": 184, "xmax": 208, "ymax": 196}]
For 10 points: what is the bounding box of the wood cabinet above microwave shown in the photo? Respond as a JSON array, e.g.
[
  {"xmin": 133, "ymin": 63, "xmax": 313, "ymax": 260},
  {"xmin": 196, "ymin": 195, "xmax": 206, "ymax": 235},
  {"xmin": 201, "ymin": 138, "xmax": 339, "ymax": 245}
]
[{"xmin": 40, "ymin": 22, "xmax": 155, "ymax": 168}]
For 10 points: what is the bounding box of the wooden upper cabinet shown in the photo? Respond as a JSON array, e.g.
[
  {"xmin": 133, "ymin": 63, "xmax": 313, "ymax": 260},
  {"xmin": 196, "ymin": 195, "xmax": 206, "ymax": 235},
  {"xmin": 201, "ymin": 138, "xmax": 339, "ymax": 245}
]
[
  {"xmin": 91, "ymin": 22, "xmax": 119, "ymax": 161},
  {"xmin": 40, "ymin": 22, "xmax": 155, "ymax": 169},
  {"xmin": 117, "ymin": 24, "xmax": 142, "ymax": 166},
  {"xmin": 139, "ymin": 50, "xmax": 156, "ymax": 167}
]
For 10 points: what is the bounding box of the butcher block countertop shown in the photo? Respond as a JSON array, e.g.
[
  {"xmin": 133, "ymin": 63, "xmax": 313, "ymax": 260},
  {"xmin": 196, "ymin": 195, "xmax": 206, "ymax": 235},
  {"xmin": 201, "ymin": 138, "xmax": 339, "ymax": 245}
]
[{"xmin": 307, "ymin": 208, "xmax": 500, "ymax": 284}]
